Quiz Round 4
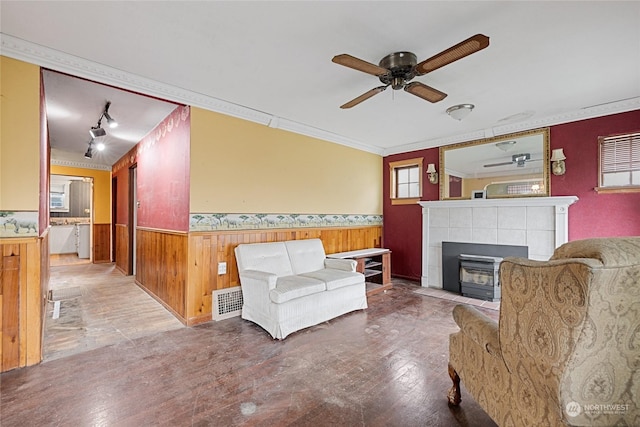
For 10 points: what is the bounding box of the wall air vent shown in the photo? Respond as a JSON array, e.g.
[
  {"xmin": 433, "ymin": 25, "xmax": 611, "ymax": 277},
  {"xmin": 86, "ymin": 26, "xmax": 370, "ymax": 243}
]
[{"xmin": 212, "ymin": 286, "xmax": 243, "ymax": 321}]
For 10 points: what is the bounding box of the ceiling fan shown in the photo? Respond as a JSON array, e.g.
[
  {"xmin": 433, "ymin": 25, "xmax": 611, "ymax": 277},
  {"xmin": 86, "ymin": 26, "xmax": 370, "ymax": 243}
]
[
  {"xmin": 484, "ymin": 153, "xmax": 542, "ymax": 168},
  {"xmin": 332, "ymin": 34, "xmax": 489, "ymax": 109}
]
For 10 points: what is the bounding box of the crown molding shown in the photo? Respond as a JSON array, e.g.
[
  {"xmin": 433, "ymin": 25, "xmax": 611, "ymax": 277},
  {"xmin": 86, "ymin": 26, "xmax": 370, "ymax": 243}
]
[
  {"xmin": 384, "ymin": 97, "xmax": 640, "ymax": 156},
  {"xmin": 274, "ymin": 117, "xmax": 385, "ymax": 155},
  {"xmin": 51, "ymin": 158, "xmax": 112, "ymax": 171},
  {"xmin": 3, "ymin": 34, "xmax": 637, "ymax": 159},
  {"xmin": 1, "ymin": 34, "xmax": 382, "ymax": 156}
]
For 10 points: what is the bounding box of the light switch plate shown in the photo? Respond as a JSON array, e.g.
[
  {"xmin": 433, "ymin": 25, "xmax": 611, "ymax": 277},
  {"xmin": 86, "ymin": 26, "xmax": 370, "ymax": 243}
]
[{"xmin": 218, "ymin": 262, "xmax": 227, "ymax": 275}]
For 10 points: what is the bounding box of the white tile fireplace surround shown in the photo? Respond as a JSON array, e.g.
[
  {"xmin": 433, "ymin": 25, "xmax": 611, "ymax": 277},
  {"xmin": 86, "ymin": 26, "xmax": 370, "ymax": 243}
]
[{"xmin": 419, "ymin": 196, "xmax": 579, "ymax": 288}]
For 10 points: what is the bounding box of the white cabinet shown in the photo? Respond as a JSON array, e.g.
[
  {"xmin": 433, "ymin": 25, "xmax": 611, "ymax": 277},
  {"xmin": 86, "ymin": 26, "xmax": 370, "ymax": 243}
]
[
  {"xmin": 49, "ymin": 225, "xmax": 77, "ymax": 254},
  {"xmin": 77, "ymin": 224, "xmax": 90, "ymax": 259}
]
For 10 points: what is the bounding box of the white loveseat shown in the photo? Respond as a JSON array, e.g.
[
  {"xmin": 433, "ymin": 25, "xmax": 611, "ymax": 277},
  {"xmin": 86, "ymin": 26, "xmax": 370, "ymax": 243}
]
[{"xmin": 234, "ymin": 238, "xmax": 367, "ymax": 339}]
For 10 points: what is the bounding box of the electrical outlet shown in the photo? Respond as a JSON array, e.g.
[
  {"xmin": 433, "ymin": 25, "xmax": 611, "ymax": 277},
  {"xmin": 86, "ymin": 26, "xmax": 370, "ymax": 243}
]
[{"xmin": 218, "ymin": 262, "xmax": 227, "ymax": 275}]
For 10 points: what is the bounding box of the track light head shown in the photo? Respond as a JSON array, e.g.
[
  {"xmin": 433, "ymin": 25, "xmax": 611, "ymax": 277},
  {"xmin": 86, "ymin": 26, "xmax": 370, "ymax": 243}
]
[
  {"xmin": 103, "ymin": 111, "xmax": 118, "ymax": 128},
  {"xmin": 84, "ymin": 147, "xmax": 93, "ymax": 159},
  {"xmin": 90, "ymin": 126, "xmax": 106, "ymax": 138},
  {"xmin": 103, "ymin": 101, "xmax": 118, "ymax": 128}
]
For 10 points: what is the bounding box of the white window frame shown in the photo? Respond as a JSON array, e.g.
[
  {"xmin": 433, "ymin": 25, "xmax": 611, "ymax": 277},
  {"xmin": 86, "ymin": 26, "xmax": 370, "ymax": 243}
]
[
  {"xmin": 597, "ymin": 131, "xmax": 640, "ymax": 193},
  {"xmin": 389, "ymin": 157, "xmax": 423, "ymax": 205}
]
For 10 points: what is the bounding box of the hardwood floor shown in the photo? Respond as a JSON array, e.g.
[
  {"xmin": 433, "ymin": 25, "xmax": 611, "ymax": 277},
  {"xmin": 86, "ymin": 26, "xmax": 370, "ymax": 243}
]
[
  {"xmin": 44, "ymin": 262, "xmax": 184, "ymax": 361},
  {"xmin": 50, "ymin": 253, "xmax": 92, "ymax": 267},
  {"xmin": 2, "ymin": 277, "xmax": 498, "ymax": 427}
]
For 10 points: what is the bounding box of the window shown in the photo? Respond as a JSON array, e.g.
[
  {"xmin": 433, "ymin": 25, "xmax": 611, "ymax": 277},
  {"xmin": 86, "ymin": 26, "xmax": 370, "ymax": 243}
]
[
  {"xmin": 598, "ymin": 132, "xmax": 640, "ymax": 192},
  {"xmin": 389, "ymin": 157, "xmax": 423, "ymax": 205}
]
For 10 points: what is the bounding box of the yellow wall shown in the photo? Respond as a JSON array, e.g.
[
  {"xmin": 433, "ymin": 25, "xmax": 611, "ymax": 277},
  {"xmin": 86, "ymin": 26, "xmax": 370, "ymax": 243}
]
[
  {"xmin": 190, "ymin": 108, "xmax": 382, "ymax": 214},
  {"xmin": 50, "ymin": 165, "xmax": 111, "ymax": 224},
  {"xmin": 0, "ymin": 56, "xmax": 41, "ymax": 210}
]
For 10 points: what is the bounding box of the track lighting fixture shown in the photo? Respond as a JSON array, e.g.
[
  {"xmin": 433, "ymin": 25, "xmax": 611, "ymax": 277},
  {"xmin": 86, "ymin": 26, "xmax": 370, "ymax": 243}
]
[
  {"xmin": 89, "ymin": 126, "xmax": 106, "ymax": 138},
  {"xmin": 88, "ymin": 101, "xmax": 117, "ymax": 139},
  {"xmin": 103, "ymin": 101, "xmax": 118, "ymax": 128},
  {"xmin": 84, "ymin": 139, "xmax": 94, "ymax": 159}
]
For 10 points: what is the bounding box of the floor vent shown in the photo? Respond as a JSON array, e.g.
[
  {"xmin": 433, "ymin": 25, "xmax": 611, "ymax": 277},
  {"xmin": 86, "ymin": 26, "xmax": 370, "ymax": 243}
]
[{"xmin": 212, "ymin": 286, "xmax": 243, "ymax": 321}]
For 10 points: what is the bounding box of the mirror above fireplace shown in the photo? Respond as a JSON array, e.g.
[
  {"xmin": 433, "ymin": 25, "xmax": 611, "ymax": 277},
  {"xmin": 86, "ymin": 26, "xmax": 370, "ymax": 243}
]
[{"xmin": 439, "ymin": 128, "xmax": 550, "ymax": 200}]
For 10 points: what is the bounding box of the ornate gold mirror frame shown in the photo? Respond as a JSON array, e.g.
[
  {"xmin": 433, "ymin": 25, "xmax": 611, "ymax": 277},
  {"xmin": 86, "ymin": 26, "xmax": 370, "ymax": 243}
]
[{"xmin": 439, "ymin": 128, "xmax": 550, "ymax": 200}]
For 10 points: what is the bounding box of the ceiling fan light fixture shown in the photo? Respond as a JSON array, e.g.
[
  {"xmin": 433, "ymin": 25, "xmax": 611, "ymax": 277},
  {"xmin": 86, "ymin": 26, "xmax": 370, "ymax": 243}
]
[
  {"xmin": 446, "ymin": 103, "xmax": 474, "ymax": 121},
  {"xmin": 391, "ymin": 77, "xmax": 405, "ymax": 90}
]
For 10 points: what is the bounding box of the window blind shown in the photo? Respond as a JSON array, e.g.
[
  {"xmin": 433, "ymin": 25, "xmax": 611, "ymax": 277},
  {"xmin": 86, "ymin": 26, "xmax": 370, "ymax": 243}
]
[{"xmin": 600, "ymin": 132, "xmax": 640, "ymax": 173}]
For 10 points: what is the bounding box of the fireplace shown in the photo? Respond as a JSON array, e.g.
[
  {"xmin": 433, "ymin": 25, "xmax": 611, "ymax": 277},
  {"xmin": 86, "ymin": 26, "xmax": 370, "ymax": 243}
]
[
  {"xmin": 459, "ymin": 254, "xmax": 503, "ymax": 301},
  {"xmin": 442, "ymin": 242, "xmax": 527, "ymax": 294},
  {"xmin": 419, "ymin": 196, "xmax": 578, "ymax": 289}
]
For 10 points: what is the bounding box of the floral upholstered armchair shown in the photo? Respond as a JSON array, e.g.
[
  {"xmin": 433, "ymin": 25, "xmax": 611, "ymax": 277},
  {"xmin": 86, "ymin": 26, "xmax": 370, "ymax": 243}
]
[{"xmin": 448, "ymin": 237, "xmax": 640, "ymax": 426}]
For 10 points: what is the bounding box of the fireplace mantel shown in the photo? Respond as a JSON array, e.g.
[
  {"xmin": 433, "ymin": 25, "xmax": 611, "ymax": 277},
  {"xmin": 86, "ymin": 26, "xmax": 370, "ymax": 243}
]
[
  {"xmin": 418, "ymin": 196, "xmax": 579, "ymax": 209},
  {"xmin": 418, "ymin": 196, "xmax": 578, "ymax": 288}
]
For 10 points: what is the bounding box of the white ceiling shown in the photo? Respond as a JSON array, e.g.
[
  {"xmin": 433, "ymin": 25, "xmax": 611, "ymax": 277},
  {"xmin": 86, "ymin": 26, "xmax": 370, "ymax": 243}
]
[
  {"xmin": 43, "ymin": 70, "xmax": 179, "ymax": 167},
  {"xmin": 1, "ymin": 1, "xmax": 639, "ymax": 167}
]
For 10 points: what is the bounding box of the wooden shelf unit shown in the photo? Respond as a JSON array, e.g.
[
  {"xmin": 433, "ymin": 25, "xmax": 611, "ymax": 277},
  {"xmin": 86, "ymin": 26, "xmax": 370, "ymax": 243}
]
[{"xmin": 327, "ymin": 248, "xmax": 392, "ymax": 296}]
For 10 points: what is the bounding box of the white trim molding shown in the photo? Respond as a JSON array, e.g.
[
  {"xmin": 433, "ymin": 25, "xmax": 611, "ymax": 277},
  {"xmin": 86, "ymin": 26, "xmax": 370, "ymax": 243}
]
[
  {"xmin": 51, "ymin": 158, "xmax": 112, "ymax": 172},
  {"xmin": 385, "ymin": 98, "xmax": 640, "ymax": 156},
  {"xmin": 1, "ymin": 34, "xmax": 384, "ymax": 156},
  {"xmin": 3, "ymin": 33, "xmax": 637, "ymax": 159}
]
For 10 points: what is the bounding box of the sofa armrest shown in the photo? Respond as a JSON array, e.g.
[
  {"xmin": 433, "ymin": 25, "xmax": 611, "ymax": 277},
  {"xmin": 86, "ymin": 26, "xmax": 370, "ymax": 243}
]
[
  {"xmin": 324, "ymin": 258, "xmax": 357, "ymax": 272},
  {"xmin": 239, "ymin": 269, "xmax": 278, "ymax": 290},
  {"xmin": 452, "ymin": 305, "xmax": 501, "ymax": 358}
]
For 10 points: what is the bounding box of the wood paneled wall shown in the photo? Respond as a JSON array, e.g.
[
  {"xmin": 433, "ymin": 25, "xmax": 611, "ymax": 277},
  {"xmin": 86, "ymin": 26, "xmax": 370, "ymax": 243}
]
[
  {"xmin": 0, "ymin": 236, "xmax": 46, "ymax": 372},
  {"xmin": 186, "ymin": 226, "xmax": 382, "ymax": 326},
  {"xmin": 114, "ymin": 224, "xmax": 129, "ymax": 274},
  {"xmin": 136, "ymin": 228, "xmax": 188, "ymax": 321},
  {"xmin": 93, "ymin": 223, "xmax": 111, "ymax": 263}
]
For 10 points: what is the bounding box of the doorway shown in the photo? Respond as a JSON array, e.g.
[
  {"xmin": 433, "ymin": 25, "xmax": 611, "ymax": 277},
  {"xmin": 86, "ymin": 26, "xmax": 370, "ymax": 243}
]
[
  {"xmin": 49, "ymin": 174, "xmax": 93, "ymax": 267},
  {"xmin": 129, "ymin": 165, "xmax": 137, "ymax": 275}
]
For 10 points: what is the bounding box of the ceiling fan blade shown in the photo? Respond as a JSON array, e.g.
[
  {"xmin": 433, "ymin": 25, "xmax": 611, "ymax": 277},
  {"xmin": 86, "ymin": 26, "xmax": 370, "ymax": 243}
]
[
  {"xmin": 484, "ymin": 161, "xmax": 515, "ymax": 168},
  {"xmin": 415, "ymin": 34, "xmax": 490, "ymax": 75},
  {"xmin": 340, "ymin": 86, "xmax": 387, "ymax": 109},
  {"xmin": 404, "ymin": 82, "xmax": 447, "ymax": 103},
  {"xmin": 332, "ymin": 54, "xmax": 389, "ymax": 77}
]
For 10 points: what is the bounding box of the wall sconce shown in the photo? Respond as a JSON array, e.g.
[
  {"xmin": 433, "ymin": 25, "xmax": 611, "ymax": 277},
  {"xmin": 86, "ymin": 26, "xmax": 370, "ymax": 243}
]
[
  {"xmin": 426, "ymin": 163, "xmax": 438, "ymax": 184},
  {"xmin": 550, "ymin": 148, "xmax": 566, "ymax": 176}
]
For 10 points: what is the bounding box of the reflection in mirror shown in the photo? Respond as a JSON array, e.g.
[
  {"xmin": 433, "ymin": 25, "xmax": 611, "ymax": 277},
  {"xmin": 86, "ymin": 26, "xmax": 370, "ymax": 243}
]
[
  {"xmin": 439, "ymin": 128, "xmax": 549, "ymax": 199},
  {"xmin": 50, "ymin": 174, "xmax": 92, "ymax": 217}
]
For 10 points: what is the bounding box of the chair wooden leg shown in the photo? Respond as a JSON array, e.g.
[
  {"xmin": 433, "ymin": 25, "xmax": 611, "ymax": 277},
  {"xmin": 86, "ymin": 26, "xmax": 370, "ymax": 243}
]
[{"xmin": 447, "ymin": 363, "xmax": 461, "ymax": 406}]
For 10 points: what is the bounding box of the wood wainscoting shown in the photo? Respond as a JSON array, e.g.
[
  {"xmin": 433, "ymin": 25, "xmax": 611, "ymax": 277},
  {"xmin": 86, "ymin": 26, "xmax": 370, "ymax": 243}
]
[
  {"xmin": 186, "ymin": 226, "xmax": 382, "ymax": 326},
  {"xmin": 136, "ymin": 228, "xmax": 188, "ymax": 321},
  {"xmin": 0, "ymin": 234, "xmax": 48, "ymax": 373},
  {"xmin": 93, "ymin": 223, "xmax": 111, "ymax": 263},
  {"xmin": 114, "ymin": 224, "xmax": 129, "ymax": 274}
]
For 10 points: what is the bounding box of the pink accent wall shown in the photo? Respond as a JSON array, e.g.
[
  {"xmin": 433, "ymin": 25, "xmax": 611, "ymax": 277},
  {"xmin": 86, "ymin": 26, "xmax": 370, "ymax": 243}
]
[
  {"xmin": 112, "ymin": 105, "xmax": 190, "ymax": 232},
  {"xmin": 136, "ymin": 106, "xmax": 190, "ymax": 232},
  {"xmin": 550, "ymin": 109, "xmax": 640, "ymax": 239},
  {"xmin": 383, "ymin": 110, "xmax": 640, "ymax": 281}
]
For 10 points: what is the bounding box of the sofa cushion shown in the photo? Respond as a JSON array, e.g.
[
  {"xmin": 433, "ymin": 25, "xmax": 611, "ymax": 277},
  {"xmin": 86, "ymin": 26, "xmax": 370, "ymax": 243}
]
[
  {"xmin": 269, "ymin": 275, "xmax": 326, "ymax": 304},
  {"xmin": 235, "ymin": 242, "xmax": 294, "ymax": 277},
  {"xmin": 285, "ymin": 239, "xmax": 326, "ymax": 275},
  {"xmin": 301, "ymin": 269, "xmax": 363, "ymax": 291}
]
